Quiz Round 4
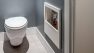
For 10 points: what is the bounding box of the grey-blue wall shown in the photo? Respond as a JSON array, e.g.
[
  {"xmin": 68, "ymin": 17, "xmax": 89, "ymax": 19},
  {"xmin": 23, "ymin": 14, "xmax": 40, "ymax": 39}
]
[
  {"xmin": 0, "ymin": 0, "xmax": 37, "ymax": 32},
  {"xmin": 0, "ymin": 0, "xmax": 64, "ymax": 53},
  {"xmin": 36, "ymin": 0, "xmax": 64, "ymax": 53}
]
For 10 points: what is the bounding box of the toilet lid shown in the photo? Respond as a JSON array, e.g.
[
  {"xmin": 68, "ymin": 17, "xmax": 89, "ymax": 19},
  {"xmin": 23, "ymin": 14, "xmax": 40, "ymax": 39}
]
[{"xmin": 5, "ymin": 17, "xmax": 27, "ymax": 28}]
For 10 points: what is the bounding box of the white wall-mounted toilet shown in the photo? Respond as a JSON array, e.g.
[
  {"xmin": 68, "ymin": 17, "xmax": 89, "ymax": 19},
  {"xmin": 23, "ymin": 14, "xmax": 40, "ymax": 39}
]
[{"xmin": 4, "ymin": 16, "xmax": 28, "ymax": 46}]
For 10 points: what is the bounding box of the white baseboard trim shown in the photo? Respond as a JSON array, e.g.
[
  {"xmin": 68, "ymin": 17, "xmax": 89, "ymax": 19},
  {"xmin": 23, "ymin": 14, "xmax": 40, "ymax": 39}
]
[{"xmin": 35, "ymin": 27, "xmax": 55, "ymax": 53}]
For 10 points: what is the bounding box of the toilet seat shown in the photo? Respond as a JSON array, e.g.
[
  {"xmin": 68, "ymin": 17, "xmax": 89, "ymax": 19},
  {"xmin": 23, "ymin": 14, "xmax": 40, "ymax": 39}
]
[{"xmin": 5, "ymin": 16, "xmax": 28, "ymax": 29}]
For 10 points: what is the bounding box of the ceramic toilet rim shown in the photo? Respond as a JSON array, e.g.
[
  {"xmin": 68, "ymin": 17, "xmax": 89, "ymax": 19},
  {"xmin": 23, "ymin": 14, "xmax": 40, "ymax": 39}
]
[
  {"xmin": 4, "ymin": 22, "xmax": 28, "ymax": 29},
  {"xmin": 5, "ymin": 17, "xmax": 27, "ymax": 27}
]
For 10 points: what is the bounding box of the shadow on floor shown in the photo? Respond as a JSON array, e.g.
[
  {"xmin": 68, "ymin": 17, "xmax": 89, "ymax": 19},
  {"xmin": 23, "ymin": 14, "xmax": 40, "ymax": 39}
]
[{"xmin": 3, "ymin": 33, "xmax": 29, "ymax": 53}]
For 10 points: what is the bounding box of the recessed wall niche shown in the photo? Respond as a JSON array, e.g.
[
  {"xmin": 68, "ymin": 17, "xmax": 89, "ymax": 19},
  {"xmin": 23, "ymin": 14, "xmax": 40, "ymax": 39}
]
[{"xmin": 44, "ymin": 2, "xmax": 61, "ymax": 49}]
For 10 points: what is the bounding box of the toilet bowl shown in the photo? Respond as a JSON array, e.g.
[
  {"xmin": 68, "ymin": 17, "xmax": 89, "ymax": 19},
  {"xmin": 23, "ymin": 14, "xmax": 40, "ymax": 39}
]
[{"xmin": 4, "ymin": 16, "xmax": 28, "ymax": 46}]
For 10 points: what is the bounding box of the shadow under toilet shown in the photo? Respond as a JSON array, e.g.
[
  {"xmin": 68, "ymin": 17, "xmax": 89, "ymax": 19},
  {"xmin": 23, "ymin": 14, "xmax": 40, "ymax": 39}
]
[{"xmin": 3, "ymin": 33, "xmax": 29, "ymax": 53}]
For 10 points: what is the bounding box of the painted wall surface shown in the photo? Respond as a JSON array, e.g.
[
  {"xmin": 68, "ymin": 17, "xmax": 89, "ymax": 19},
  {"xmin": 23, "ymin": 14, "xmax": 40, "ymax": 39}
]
[
  {"xmin": 74, "ymin": 0, "xmax": 94, "ymax": 53},
  {"xmin": 0, "ymin": 0, "xmax": 36, "ymax": 32},
  {"xmin": 36, "ymin": 0, "xmax": 64, "ymax": 53},
  {"xmin": 0, "ymin": 0, "xmax": 64, "ymax": 53}
]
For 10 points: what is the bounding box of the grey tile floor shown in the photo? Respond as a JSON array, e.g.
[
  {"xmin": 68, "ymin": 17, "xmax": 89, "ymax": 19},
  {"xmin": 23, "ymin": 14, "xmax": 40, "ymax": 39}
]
[{"xmin": 0, "ymin": 28, "xmax": 48, "ymax": 53}]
